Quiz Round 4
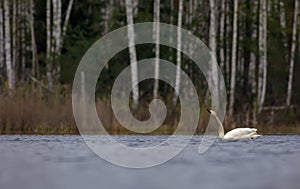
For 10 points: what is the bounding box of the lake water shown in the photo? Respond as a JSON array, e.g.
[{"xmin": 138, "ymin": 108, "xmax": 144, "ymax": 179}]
[{"xmin": 1, "ymin": 135, "xmax": 300, "ymax": 189}]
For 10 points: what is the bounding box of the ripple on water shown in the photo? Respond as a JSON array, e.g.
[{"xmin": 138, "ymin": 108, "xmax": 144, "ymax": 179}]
[{"xmin": 0, "ymin": 135, "xmax": 300, "ymax": 189}]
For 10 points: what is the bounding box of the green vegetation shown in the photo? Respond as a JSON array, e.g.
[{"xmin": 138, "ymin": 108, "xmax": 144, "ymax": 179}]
[{"xmin": 0, "ymin": 0, "xmax": 299, "ymax": 134}]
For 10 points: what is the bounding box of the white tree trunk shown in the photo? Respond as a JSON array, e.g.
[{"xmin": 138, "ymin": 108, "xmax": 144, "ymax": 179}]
[
  {"xmin": 125, "ymin": 0, "xmax": 139, "ymax": 107},
  {"xmin": 279, "ymin": 1, "xmax": 288, "ymax": 63},
  {"xmin": 12, "ymin": 0, "xmax": 17, "ymax": 69},
  {"xmin": 50, "ymin": 0, "xmax": 62, "ymax": 81},
  {"xmin": 237, "ymin": 11, "xmax": 244, "ymax": 85},
  {"xmin": 258, "ymin": 0, "xmax": 267, "ymax": 114},
  {"xmin": 219, "ymin": 0, "xmax": 225, "ymax": 71},
  {"xmin": 286, "ymin": 0, "xmax": 298, "ymax": 106},
  {"xmin": 172, "ymin": 0, "xmax": 183, "ymax": 107},
  {"xmin": 0, "ymin": 0, "xmax": 4, "ymax": 74},
  {"xmin": 209, "ymin": 0, "xmax": 216, "ymax": 56},
  {"xmin": 46, "ymin": 0, "xmax": 53, "ymax": 88},
  {"xmin": 189, "ymin": 0, "xmax": 193, "ymax": 26},
  {"xmin": 187, "ymin": 0, "xmax": 195, "ymax": 76},
  {"xmin": 54, "ymin": 0, "xmax": 62, "ymax": 56},
  {"xmin": 20, "ymin": 1, "xmax": 26, "ymax": 77},
  {"xmin": 103, "ymin": 0, "xmax": 114, "ymax": 35},
  {"xmin": 101, "ymin": 2, "xmax": 107, "ymax": 34},
  {"xmin": 279, "ymin": 1, "xmax": 287, "ymax": 35},
  {"xmin": 132, "ymin": 0, "xmax": 138, "ymax": 16},
  {"xmin": 61, "ymin": 0, "xmax": 74, "ymax": 48},
  {"xmin": 52, "ymin": 0, "xmax": 57, "ymax": 56},
  {"xmin": 209, "ymin": 0, "xmax": 219, "ymax": 112},
  {"xmin": 249, "ymin": 0, "xmax": 258, "ymax": 125},
  {"xmin": 168, "ymin": 0, "xmax": 174, "ymax": 62},
  {"xmin": 4, "ymin": 0, "xmax": 15, "ymax": 90},
  {"xmin": 249, "ymin": 0, "xmax": 258, "ymax": 96},
  {"xmin": 153, "ymin": 0, "xmax": 160, "ymax": 99},
  {"xmin": 29, "ymin": 0, "xmax": 38, "ymax": 76},
  {"xmin": 225, "ymin": 0, "xmax": 231, "ymax": 85},
  {"xmin": 46, "ymin": 0, "xmax": 74, "ymax": 87},
  {"xmin": 228, "ymin": 0, "xmax": 238, "ymax": 117},
  {"xmin": 193, "ymin": 0, "xmax": 198, "ymax": 12},
  {"xmin": 24, "ymin": 1, "xmax": 31, "ymax": 61}
]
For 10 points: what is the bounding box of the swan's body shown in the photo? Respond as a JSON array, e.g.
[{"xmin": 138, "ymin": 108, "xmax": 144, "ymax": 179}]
[
  {"xmin": 207, "ymin": 109, "xmax": 261, "ymax": 140},
  {"xmin": 222, "ymin": 128, "xmax": 260, "ymax": 140}
]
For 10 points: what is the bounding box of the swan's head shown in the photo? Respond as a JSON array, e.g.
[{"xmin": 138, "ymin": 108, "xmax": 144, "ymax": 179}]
[{"xmin": 206, "ymin": 109, "xmax": 217, "ymax": 117}]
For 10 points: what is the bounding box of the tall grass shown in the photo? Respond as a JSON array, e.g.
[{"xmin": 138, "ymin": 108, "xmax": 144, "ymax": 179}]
[
  {"xmin": 0, "ymin": 86, "xmax": 208, "ymax": 135},
  {"xmin": 0, "ymin": 86, "xmax": 299, "ymax": 135},
  {"xmin": 0, "ymin": 88, "xmax": 76, "ymax": 134}
]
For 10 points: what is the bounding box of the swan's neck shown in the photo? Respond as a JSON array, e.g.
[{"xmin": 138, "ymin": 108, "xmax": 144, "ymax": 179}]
[{"xmin": 212, "ymin": 114, "xmax": 225, "ymax": 139}]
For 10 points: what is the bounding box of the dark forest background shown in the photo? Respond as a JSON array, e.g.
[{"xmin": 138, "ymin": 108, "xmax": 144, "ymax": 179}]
[{"xmin": 0, "ymin": 0, "xmax": 299, "ymax": 134}]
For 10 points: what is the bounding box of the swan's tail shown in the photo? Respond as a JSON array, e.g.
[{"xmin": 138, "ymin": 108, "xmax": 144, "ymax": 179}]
[{"xmin": 252, "ymin": 128, "xmax": 258, "ymax": 132}]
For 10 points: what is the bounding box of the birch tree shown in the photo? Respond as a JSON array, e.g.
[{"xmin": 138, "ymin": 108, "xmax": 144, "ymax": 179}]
[
  {"xmin": 225, "ymin": 0, "xmax": 231, "ymax": 85},
  {"xmin": 209, "ymin": 0, "xmax": 219, "ymax": 114},
  {"xmin": 46, "ymin": 0, "xmax": 74, "ymax": 88},
  {"xmin": 237, "ymin": 8, "xmax": 245, "ymax": 85},
  {"xmin": 12, "ymin": 0, "xmax": 17, "ymax": 70},
  {"xmin": 0, "ymin": 0, "xmax": 4, "ymax": 76},
  {"xmin": 102, "ymin": 0, "xmax": 114, "ymax": 35},
  {"xmin": 219, "ymin": 0, "xmax": 226, "ymax": 71},
  {"xmin": 61, "ymin": 0, "xmax": 74, "ymax": 48},
  {"xmin": 29, "ymin": 0, "xmax": 38, "ymax": 76},
  {"xmin": 280, "ymin": 1, "xmax": 288, "ymax": 64},
  {"xmin": 20, "ymin": 0, "xmax": 26, "ymax": 78},
  {"xmin": 189, "ymin": 0, "xmax": 193, "ymax": 27},
  {"xmin": 168, "ymin": 0, "xmax": 174, "ymax": 62},
  {"xmin": 52, "ymin": 0, "xmax": 62, "ymax": 80},
  {"xmin": 125, "ymin": 0, "xmax": 139, "ymax": 107},
  {"xmin": 46, "ymin": 0, "xmax": 53, "ymax": 87},
  {"xmin": 258, "ymin": 0, "xmax": 268, "ymax": 114},
  {"xmin": 249, "ymin": 0, "xmax": 258, "ymax": 95},
  {"xmin": 228, "ymin": 0, "xmax": 238, "ymax": 117},
  {"xmin": 187, "ymin": 0, "xmax": 195, "ymax": 73},
  {"xmin": 4, "ymin": 0, "xmax": 15, "ymax": 90},
  {"xmin": 249, "ymin": 0, "xmax": 259, "ymax": 125},
  {"xmin": 101, "ymin": 3, "xmax": 108, "ymax": 35},
  {"xmin": 133, "ymin": 0, "xmax": 138, "ymax": 16},
  {"xmin": 153, "ymin": 0, "xmax": 160, "ymax": 99},
  {"xmin": 286, "ymin": 0, "xmax": 298, "ymax": 106},
  {"xmin": 172, "ymin": 0, "xmax": 183, "ymax": 107},
  {"xmin": 209, "ymin": 0, "xmax": 216, "ymax": 57}
]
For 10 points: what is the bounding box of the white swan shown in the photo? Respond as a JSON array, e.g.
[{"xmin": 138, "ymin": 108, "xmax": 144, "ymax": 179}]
[{"xmin": 207, "ymin": 109, "xmax": 261, "ymax": 140}]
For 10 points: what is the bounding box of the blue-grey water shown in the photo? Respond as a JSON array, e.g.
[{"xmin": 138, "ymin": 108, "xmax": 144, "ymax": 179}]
[{"xmin": 1, "ymin": 135, "xmax": 300, "ymax": 189}]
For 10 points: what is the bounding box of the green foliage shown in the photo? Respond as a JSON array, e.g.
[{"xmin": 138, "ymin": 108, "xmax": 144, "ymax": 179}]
[{"xmin": 1, "ymin": 0, "xmax": 299, "ymax": 129}]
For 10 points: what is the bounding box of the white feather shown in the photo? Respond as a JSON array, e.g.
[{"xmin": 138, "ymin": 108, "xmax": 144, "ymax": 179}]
[{"xmin": 224, "ymin": 128, "xmax": 260, "ymax": 140}]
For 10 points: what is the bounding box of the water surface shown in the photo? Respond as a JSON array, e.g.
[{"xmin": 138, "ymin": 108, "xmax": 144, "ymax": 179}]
[{"xmin": 1, "ymin": 135, "xmax": 300, "ymax": 189}]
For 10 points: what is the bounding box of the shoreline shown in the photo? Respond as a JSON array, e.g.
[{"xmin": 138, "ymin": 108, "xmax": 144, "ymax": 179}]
[{"xmin": 1, "ymin": 125, "xmax": 300, "ymax": 135}]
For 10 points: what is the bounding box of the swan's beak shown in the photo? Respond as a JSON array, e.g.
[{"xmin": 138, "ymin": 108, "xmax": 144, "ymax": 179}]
[{"xmin": 206, "ymin": 109, "xmax": 211, "ymax": 114}]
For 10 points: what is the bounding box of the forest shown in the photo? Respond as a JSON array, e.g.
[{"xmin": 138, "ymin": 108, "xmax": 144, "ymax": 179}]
[{"xmin": 0, "ymin": 0, "xmax": 299, "ymax": 134}]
